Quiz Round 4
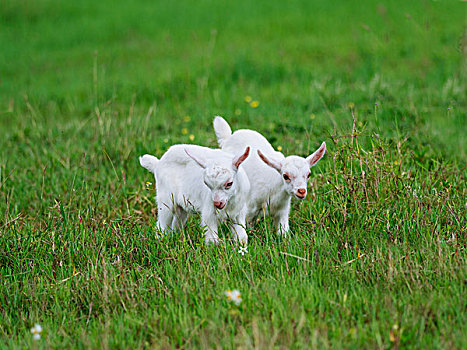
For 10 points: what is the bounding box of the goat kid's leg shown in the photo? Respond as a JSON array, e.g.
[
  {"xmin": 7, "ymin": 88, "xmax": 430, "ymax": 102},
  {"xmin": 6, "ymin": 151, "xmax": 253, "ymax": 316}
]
[
  {"xmin": 156, "ymin": 203, "xmax": 174, "ymax": 238},
  {"xmin": 230, "ymin": 223, "xmax": 248, "ymax": 244},
  {"xmin": 171, "ymin": 205, "xmax": 188, "ymax": 230},
  {"xmin": 274, "ymin": 210, "xmax": 290, "ymax": 237},
  {"xmin": 201, "ymin": 214, "xmax": 220, "ymax": 244},
  {"xmin": 230, "ymin": 212, "xmax": 248, "ymax": 244}
]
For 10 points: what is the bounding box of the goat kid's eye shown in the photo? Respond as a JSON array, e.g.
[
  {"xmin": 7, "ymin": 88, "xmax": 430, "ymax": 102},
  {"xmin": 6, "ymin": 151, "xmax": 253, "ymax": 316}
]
[
  {"xmin": 225, "ymin": 181, "xmax": 233, "ymax": 189},
  {"xmin": 283, "ymin": 174, "xmax": 290, "ymax": 181}
]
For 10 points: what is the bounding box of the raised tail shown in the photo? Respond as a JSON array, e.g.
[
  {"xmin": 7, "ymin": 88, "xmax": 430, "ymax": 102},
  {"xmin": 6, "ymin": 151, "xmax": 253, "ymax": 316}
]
[
  {"xmin": 139, "ymin": 154, "xmax": 159, "ymax": 173},
  {"xmin": 213, "ymin": 116, "xmax": 232, "ymax": 148}
]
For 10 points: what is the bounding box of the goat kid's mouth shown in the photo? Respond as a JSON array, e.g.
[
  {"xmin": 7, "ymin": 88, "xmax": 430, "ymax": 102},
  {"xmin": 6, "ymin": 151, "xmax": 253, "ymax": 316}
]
[{"xmin": 295, "ymin": 193, "xmax": 306, "ymax": 199}]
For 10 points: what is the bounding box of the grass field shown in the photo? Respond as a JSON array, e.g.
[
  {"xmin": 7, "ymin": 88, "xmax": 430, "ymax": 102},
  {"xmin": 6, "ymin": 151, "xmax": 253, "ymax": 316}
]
[{"xmin": 1, "ymin": 0, "xmax": 466, "ymax": 348}]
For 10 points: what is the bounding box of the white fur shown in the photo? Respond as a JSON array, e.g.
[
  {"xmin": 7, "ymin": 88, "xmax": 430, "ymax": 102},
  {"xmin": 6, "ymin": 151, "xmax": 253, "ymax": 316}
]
[
  {"xmin": 213, "ymin": 116, "xmax": 326, "ymax": 236},
  {"xmin": 140, "ymin": 144, "xmax": 250, "ymax": 244}
]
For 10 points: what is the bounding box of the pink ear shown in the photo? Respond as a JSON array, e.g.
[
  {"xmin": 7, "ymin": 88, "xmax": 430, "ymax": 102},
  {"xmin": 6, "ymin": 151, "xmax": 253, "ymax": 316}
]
[
  {"xmin": 257, "ymin": 150, "xmax": 282, "ymax": 172},
  {"xmin": 233, "ymin": 147, "xmax": 250, "ymax": 170},
  {"xmin": 185, "ymin": 148, "xmax": 207, "ymax": 169},
  {"xmin": 306, "ymin": 142, "xmax": 326, "ymax": 167}
]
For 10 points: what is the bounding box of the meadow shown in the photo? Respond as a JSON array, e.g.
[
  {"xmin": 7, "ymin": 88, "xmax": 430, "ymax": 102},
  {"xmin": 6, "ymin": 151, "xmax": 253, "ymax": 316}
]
[{"xmin": 0, "ymin": 0, "xmax": 466, "ymax": 348}]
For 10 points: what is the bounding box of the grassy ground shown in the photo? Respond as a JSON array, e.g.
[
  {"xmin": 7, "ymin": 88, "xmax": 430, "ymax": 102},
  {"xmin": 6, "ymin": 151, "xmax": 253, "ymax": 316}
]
[{"xmin": 1, "ymin": 0, "xmax": 466, "ymax": 348}]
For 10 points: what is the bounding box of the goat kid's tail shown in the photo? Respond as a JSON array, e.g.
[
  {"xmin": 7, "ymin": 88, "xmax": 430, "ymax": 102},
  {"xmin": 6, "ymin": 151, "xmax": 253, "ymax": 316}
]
[
  {"xmin": 139, "ymin": 154, "xmax": 159, "ymax": 173},
  {"xmin": 213, "ymin": 116, "xmax": 232, "ymax": 148}
]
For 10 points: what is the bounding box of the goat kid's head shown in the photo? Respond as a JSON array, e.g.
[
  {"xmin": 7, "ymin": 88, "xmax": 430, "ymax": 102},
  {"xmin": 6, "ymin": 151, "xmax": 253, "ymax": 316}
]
[
  {"xmin": 185, "ymin": 147, "xmax": 250, "ymax": 210},
  {"xmin": 258, "ymin": 142, "xmax": 326, "ymax": 200}
]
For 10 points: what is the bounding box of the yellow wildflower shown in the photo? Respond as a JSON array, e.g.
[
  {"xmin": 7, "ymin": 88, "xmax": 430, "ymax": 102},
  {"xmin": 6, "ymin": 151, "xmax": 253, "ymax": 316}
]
[
  {"xmin": 250, "ymin": 101, "xmax": 259, "ymax": 108},
  {"xmin": 181, "ymin": 128, "xmax": 188, "ymax": 135}
]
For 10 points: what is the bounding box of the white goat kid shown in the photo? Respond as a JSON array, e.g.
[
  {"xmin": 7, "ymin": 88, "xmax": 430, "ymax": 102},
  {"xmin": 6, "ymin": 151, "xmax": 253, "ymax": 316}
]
[
  {"xmin": 213, "ymin": 116, "xmax": 326, "ymax": 236},
  {"xmin": 139, "ymin": 144, "xmax": 250, "ymax": 244}
]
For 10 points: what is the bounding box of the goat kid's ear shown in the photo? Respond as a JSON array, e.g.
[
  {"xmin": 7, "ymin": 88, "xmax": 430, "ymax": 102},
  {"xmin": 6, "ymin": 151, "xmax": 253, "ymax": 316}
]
[
  {"xmin": 185, "ymin": 148, "xmax": 207, "ymax": 169},
  {"xmin": 257, "ymin": 150, "xmax": 282, "ymax": 172},
  {"xmin": 306, "ymin": 142, "xmax": 326, "ymax": 168},
  {"xmin": 232, "ymin": 146, "xmax": 250, "ymax": 170}
]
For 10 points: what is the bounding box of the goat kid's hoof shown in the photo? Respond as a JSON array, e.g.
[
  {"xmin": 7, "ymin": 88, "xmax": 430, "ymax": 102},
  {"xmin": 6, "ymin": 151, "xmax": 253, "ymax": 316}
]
[
  {"xmin": 237, "ymin": 235, "xmax": 248, "ymax": 245},
  {"xmin": 276, "ymin": 231, "xmax": 288, "ymax": 238},
  {"xmin": 155, "ymin": 231, "xmax": 167, "ymax": 240},
  {"xmin": 205, "ymin": 237, "xmax": 222, "ymax": 245}
]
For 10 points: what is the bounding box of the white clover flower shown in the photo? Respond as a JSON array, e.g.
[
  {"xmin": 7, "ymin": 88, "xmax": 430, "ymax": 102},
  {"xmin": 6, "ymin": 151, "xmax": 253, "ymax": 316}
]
[
  {"xmin": 238, "ymin": 246, "xmax": 248, "ymax": 255},
  {"xmin": 30, "ymin": 324, "xmax": 42, "ymax": 340},
  {"xmin": 225, "ymin": 289, "xmax": 242, "ymax": 305},
  {"xmin": 411, "ymin": 185, "xmax": 421, "ymax": 199}
]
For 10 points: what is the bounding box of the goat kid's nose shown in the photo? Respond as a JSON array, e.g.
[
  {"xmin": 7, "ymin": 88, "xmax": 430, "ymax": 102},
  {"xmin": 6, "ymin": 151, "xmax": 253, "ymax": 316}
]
[
  {"xmin": 296, "ymin": 188, "xmax": 307, "ymax": 198},
  {"xmin": 214, "ymin": 201, "xmax": 226, "ymax": 209}
]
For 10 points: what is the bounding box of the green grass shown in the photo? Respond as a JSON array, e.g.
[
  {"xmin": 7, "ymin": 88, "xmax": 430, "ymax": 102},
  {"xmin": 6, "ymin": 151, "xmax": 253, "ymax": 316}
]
[{"xmin": 1, "ymin": 0, "xmax": 466, "ymax": 348}]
